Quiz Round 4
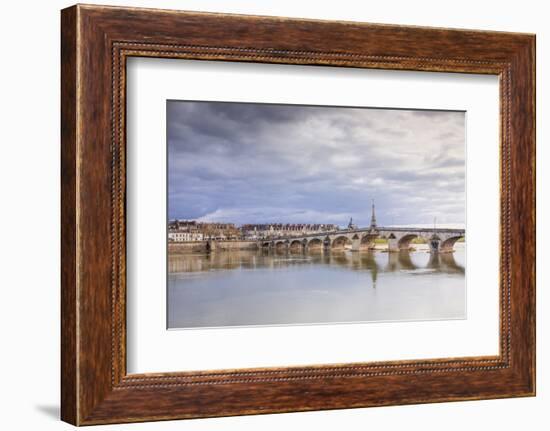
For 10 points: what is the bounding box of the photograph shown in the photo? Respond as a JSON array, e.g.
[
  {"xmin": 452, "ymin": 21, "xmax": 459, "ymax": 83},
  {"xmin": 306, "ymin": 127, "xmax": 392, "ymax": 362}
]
[
  {"xmin": 167, "ymin": 100, "xmax": 466, "ymax": 329},
  {"xmin": 0, "ymin": 0, "xmax": 539, "ymax": 427}
]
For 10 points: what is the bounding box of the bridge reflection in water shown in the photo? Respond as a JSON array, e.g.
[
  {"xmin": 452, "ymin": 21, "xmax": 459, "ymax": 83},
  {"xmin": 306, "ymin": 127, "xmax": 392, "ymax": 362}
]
[
  {"xmin": 169, "ymin": 247, "xmax": 464, "ymax": 282},
  {"xmin": 168, "ymin": 245, "xmax": 466, "ymax": 329}
]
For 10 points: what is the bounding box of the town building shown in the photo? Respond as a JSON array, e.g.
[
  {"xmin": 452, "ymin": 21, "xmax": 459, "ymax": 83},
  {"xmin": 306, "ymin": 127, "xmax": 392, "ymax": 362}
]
[
  {"xmin": 168, "ymin": 220, "xmax": 201, "ymax": 232},
  {"xmin": 168, "ymin": 220, "xmax": 239, "ymax": 241},
  {"xmin": 168, "ymin": 220, "xmax": 341, "ymax": 241},
  {"xmin": 168, "ymin": 231, "xmax": 204, "ymax": 242},
  {"xmin": 241, "ymin": 223, "xmax": 339, "ymax": 240}
]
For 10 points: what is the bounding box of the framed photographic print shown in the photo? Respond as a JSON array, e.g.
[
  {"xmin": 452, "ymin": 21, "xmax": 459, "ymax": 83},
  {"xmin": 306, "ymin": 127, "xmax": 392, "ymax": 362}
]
[{"xmin": 61, "ymin": 4, "xmax": 535, "ymax": 425}]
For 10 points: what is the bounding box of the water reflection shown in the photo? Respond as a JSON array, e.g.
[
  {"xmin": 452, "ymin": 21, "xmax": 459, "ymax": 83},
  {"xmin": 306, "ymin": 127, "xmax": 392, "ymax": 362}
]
[
  {"xmin": 169, "ymin": 248, "xmax": 464, "ymax": 278},
  {"xmin": 168, "ymin": 245, "xmax": 466, "ymax": 329}
]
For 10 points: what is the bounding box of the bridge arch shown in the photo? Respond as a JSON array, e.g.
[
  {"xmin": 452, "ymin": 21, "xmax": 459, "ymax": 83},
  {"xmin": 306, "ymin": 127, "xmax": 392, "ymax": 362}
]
[
  {"xmin": 274, "ymin": 240, "xmax": 288, "ymax": 250},
  {"xmin": 361, "ymin": 233, "xmax": 378, "ymax": 249},
  {"xmin": 307, "ymin": 238, "xmax": 323, "ymax": 250},
  {"xmin": 332, "ymin": 235, "xmax": 352, "ymax": 250},
  {"xmin": 289, "ymin": 239, "xmax": 304, "ymax": 251},
  {"xmin": 440, "ymin": 235, "xmax": 464, "ymax": 253},
  {"xmin": 397, "ymin": 234, "xmax": 418, "ymax": 251}
]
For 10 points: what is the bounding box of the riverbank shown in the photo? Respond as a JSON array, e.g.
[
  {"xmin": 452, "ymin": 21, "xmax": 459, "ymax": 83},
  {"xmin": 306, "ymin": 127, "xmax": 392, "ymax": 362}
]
[{"xmin": 169, "ymin": 240, "xmax": 259, "ymax": 254}]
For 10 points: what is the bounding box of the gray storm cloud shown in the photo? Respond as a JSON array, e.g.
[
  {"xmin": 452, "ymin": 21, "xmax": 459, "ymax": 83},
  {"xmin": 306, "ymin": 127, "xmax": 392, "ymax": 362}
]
[{"xmin": 167, "ymin": 100, "xmax": 465, "ymax": 228}]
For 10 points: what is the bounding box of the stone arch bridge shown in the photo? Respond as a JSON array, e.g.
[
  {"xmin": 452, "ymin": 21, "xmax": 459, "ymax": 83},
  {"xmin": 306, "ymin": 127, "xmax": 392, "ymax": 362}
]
[{"xmin": 259, "ymin": 227, "xmax": 465, "ymax": 254}]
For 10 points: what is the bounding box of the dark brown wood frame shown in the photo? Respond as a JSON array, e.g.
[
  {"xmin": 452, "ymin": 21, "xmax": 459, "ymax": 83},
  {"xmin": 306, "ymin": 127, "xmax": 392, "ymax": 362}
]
[{"xmin": 61, "ymin": 4, "xmax": 535, "ymax": 426}]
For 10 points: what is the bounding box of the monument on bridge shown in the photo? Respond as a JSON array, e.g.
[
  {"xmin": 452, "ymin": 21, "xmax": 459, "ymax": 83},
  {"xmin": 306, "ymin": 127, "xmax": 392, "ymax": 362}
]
[{"xmin": 370, "ymin": 199, "xmax": 377, "ymax": 230}]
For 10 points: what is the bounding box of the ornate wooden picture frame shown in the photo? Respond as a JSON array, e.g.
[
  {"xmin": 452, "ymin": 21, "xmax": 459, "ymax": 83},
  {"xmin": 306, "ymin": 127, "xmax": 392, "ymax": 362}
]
[{"xmin": 61, "ymin": 4, "xmax": 535, "ymax": 425}]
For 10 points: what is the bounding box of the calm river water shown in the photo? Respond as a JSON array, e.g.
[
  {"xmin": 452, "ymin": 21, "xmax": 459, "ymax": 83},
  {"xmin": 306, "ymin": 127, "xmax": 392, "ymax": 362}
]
[{"xmin": 168, "ymin": 244, "xmax": 465, "ymax": 329}]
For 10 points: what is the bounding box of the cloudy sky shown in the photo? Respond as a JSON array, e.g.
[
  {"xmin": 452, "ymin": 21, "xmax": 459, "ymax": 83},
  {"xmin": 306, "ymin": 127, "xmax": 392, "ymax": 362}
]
[{"xmin": 167, "ymin": 101, "xmax": 465, "ymax": 228}]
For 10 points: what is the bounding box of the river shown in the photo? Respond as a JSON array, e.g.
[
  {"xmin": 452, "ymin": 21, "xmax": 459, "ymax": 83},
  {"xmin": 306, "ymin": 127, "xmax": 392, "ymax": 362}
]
[{"xmin": 168, "ymin": 243, "xmax": 466, "ymax": 329}]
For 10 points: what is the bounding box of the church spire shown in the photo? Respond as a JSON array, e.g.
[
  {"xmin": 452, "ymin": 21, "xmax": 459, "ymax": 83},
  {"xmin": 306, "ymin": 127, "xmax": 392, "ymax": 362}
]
[{"xmin": 370, "ymin": 199, "xmax": 377, "ymax": 229}]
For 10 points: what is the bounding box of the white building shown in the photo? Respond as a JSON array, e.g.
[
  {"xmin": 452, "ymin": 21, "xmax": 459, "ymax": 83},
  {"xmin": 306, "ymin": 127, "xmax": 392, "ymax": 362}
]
[{"xmin": 168, "ymin": 231, "xmax": 204, "ymax": 242}]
